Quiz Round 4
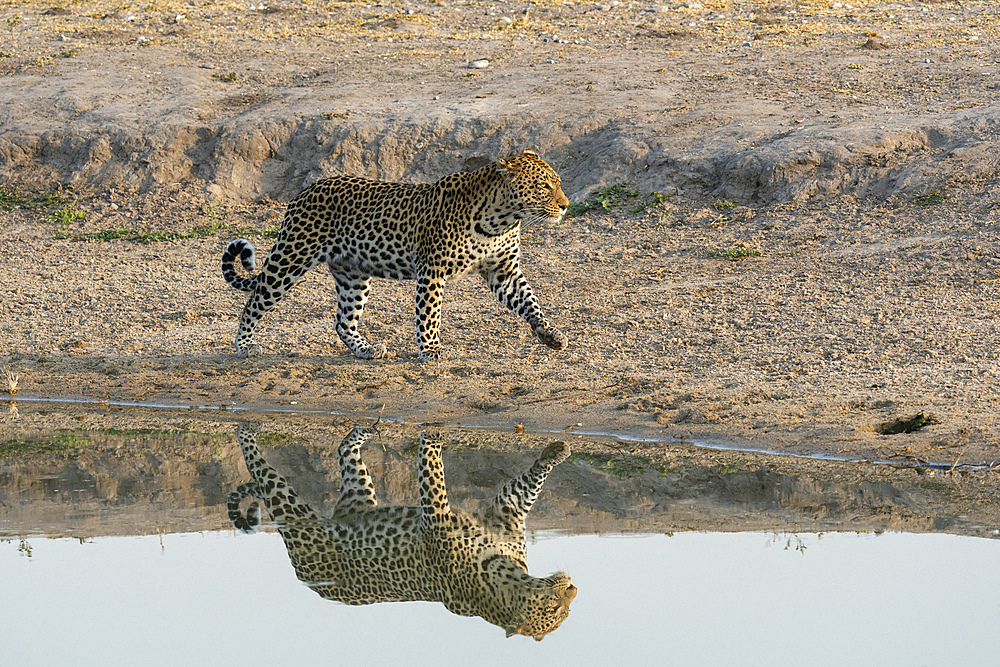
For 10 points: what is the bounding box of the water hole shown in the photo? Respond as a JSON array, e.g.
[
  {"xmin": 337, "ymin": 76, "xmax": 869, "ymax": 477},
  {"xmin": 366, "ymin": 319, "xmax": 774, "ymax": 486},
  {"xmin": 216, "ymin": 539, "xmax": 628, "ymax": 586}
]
[{"xmin": 2, "ymin": 404, "xmax": 998, "ymax": 665}]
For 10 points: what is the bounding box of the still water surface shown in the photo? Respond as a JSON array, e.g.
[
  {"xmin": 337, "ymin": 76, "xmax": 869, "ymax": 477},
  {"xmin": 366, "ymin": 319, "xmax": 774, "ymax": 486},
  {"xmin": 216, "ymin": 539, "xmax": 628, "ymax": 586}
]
[
  {"xmin": 3, "ymin": 530, "xmax": 999, "ymax": 666},
  {"xmin": 2, "ymin": 408, "xmax": 999, "ymax": 665}
]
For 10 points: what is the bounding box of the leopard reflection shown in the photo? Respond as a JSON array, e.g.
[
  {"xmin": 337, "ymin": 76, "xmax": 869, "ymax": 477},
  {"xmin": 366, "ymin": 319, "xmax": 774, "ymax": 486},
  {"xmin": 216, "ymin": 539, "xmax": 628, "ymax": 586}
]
[{"xmin": 227, "ymin": 423, "xmax": 576, "ymax": 640}]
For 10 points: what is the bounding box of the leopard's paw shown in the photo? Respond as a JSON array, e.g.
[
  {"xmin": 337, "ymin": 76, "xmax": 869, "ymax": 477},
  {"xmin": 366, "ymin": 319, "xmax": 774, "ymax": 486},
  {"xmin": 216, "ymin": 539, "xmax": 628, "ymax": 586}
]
[
  {"xmin": 535, "ymin": 326, "xmax": 568, "ymax": 351},
  {"xmin": 354, "ymin": 342, "xmax": 388, "ymax": 360},
  {"xmin": 236, "ymin": 339, "xmax": 264, "ymax": 359},
  {"xmin": 417, "ymin": 345, "xmax": 454, "ymax": 363}
]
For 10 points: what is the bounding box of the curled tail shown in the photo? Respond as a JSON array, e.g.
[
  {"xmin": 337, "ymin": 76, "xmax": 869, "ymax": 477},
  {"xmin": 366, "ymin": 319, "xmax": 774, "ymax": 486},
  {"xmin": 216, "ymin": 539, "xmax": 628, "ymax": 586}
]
[
  {"xmin": 221, "ymin": 238, "xmax": 259, "ymax": 292},
  {"xmin": 227, "ymin": 481, "xmax": 265, "ymax": 534}
]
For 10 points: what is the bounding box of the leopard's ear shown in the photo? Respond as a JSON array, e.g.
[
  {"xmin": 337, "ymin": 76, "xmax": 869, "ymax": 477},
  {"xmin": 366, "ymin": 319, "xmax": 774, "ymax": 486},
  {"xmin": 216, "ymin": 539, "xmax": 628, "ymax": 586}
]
[
  {"xmin": 522, "ymin": 148, "xmax": 538, "ymax": 156},
  {"xmin": 495, "ymin": 157, "xmax": 518, "ymax": 176}
]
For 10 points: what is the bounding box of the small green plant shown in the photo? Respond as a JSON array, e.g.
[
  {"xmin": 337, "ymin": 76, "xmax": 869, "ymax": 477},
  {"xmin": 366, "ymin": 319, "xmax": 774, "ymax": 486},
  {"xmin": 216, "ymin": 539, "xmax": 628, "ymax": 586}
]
[
  {"xmin": 876, "ymin": 413, "xmax": 935, "ymax": 435},
  {"xmin": 568, "ymin": 182, "xmax": 639, "ymax": 216},
  {"xmin": 212, "ymin": 72, "xmax": 238, "ymax": 82},
  {"xmin": 707, "ymin": 246, "xmax": 762, "ymax": 261},
  {"xmin": 629, "ymin": 191, "xmax": 667, "ymax": 215},
  {"xmin": 48, "ymin": 207, "xmax": 87, "ymax": 225},
  {"xmin": 59, "ymin": 48, "xmax": 79, "ymax": 58},
  {"xmin": 7, "ymin": 15, "xmax": 21, "ymax": 33},
  {"xmin": 847, "ymin": 63, "xmax": 865, "ymax": 70},
  {"xmin": 713, "ymin": 199, "xmax": 736, "ymax": 211},
  {"xmin": 913, "ymin": 192, "xmax": 948, "ymax": 207}
]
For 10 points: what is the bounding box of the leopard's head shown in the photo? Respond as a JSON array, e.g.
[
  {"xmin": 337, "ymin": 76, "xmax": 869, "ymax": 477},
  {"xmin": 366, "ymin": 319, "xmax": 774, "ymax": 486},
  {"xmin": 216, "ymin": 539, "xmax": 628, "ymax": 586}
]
[
  {"xmin": 504, "ymin": 572, "xmax": 577, "ymax": 641},
  {"xmin": 494, "ymin": 150, "xmax": 569, "ymax": 226}
]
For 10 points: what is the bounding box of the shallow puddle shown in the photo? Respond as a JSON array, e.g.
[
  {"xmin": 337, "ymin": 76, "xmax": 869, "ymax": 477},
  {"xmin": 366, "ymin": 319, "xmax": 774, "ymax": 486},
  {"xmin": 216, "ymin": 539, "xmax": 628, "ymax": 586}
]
[{"xmin": 2, "ymin": 405, "xmax": 999, "ymax": 664}]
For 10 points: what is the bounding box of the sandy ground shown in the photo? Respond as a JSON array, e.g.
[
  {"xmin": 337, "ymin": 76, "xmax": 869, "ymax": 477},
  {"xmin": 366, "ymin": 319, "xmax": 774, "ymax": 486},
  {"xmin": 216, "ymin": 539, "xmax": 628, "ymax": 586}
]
[{"xmin": 1, "ymin": 0, "xmax": 999, "ymax": 469}]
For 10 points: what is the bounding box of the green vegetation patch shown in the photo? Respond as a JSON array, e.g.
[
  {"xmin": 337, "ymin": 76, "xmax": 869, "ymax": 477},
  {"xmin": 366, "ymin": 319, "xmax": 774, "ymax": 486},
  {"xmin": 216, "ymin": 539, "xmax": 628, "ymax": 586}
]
[
  {"xmin": 912, "ymin": 192, "xmax": 949, "ymax": 207},
  {"xmin": 48, "ymin": 207, "xmax": 87, "ymax": 225},
  {"xmin": 258, "ymin": 432, "xmax": 296, "ymax": 448},
  {"xmin": 707, "ymin": 246, "xmax": 762, "ymax": 261},
  {"xmin": 717, "ymin": 457, "xmax": 750, "ymax": 474},
  {"xmin": 569, "ymin": 451, "xmax": 652, "ymax": 479},
  {"xmin": 568, "ymin": 182, "xmax": 639, "ymax": 216},
  {"xmin": 876, "ymin": 413, "xmax": 935, "ymax": 435},
  {"xmin": 629, "ymin": 191, "xmax": 667, "ymax": 215},
  {"xmin": 0, "ymin": 430, "xmax": 90, "ymax": 457},
  {"xmin": 0, "ymin": 187, "xmax": 72, "ymax": 211},
  {"xmin": 916, "ymin": 479, "xmax": 952, "ymax": 493}
]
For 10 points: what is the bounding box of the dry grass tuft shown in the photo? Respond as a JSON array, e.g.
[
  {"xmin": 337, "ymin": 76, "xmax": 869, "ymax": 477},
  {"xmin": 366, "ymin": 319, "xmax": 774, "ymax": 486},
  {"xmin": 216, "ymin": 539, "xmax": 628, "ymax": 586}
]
[{"xmin": 4, "ymin": 368, "xmax": 19, "ymax": 395}]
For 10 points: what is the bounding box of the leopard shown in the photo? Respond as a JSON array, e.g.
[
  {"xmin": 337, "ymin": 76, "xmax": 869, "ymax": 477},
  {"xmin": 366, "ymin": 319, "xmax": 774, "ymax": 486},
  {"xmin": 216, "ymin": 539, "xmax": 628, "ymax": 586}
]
[
  {"xmin": 220, "ymin": 150, "xmax": 570, "ymax": 362},
  {"xmin": 227, "ymin": 422, "xmax": 576, "ymax": 640}
]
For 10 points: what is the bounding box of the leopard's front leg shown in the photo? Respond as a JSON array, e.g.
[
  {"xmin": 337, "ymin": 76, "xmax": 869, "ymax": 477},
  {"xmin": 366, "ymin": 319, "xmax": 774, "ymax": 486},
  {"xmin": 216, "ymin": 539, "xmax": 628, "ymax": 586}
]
[
  {"xmin": 483, "ymin": 261, "xmax": 567, "ymax": 351},
  {"xmin": 414, "ymin": 270, "xmax": 448, "ymax": 362}
]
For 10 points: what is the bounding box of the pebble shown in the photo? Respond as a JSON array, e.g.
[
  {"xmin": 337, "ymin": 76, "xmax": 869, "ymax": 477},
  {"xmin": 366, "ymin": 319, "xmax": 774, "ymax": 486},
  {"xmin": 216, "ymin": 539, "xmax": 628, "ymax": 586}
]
[
  {"xmin": 681, "ymin": 2, "xmax": 703, "ymax": 8},
  {"xmin": 200, "ymin": 63, "xmax": 216, "ymax": 69},
  {"xmin": 468, "ymin": 59, "xmax": 489, "ymax": 69}
]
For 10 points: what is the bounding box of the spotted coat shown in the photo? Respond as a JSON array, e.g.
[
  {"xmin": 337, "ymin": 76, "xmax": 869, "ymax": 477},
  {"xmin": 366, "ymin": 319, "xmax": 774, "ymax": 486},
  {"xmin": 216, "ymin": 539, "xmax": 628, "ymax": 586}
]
[
  {"xmin": 227, "ymin": 422, "xmax": 576, "ymax": 640},
  {"xmin": 220, "ymin": 151, "xmax": 570, "ymax": 361}
]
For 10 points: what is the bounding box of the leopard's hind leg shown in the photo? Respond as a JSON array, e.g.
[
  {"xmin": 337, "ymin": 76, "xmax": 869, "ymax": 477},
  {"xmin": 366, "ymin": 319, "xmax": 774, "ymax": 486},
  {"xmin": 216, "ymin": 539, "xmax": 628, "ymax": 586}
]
[
  {"xmin": 234, "ymin": 230, "xmax": 324, "ymax": 359},
  {"xmin": 234, "ymin": 422, "xmax": 320, "ymax": 524}
]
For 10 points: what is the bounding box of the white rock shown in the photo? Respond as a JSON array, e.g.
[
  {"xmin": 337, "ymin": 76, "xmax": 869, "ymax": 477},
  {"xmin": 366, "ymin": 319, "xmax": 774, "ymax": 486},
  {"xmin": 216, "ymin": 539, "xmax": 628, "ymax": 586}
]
[{"xmin": 468, "ymin": 59, "xmax": 489, "ymax": 69}]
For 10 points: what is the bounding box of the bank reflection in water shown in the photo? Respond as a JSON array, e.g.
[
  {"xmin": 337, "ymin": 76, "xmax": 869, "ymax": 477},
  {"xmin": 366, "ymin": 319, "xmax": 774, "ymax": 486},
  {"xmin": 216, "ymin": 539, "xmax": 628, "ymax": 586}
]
[{"xmin": 226, "ymin": 422, "xmax": 577, "ymax": 641}]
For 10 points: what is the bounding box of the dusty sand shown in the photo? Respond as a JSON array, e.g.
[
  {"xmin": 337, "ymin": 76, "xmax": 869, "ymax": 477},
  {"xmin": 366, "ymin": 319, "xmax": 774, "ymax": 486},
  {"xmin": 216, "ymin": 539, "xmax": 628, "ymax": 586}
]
[{"xmin": 1, "ymin": 0, "xmax": 999, "ymax": 469}]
